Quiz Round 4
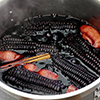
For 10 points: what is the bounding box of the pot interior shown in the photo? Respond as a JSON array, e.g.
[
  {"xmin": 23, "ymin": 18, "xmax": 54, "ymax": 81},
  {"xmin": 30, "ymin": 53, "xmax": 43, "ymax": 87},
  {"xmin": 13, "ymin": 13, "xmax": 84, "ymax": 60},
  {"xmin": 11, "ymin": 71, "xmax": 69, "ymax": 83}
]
[{"xmin": 0, "ymin": 0, "xmax": 100, "ymax": 99}]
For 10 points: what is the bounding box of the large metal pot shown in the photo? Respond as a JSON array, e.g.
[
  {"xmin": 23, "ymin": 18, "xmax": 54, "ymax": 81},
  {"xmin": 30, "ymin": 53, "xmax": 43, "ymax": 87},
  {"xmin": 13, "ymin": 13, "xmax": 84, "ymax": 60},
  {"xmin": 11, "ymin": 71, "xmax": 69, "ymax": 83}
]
[{"xmin": 0, "ymin": 0, "xmax": 100, "ymax": 100}]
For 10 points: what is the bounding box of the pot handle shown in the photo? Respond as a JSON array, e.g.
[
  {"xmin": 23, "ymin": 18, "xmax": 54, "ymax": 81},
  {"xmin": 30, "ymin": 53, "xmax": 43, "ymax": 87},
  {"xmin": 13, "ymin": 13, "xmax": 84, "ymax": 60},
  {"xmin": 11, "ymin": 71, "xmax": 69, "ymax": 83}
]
[{"xmin": 94, "ymin": 85, "xmax": 100, "ymax": 100}]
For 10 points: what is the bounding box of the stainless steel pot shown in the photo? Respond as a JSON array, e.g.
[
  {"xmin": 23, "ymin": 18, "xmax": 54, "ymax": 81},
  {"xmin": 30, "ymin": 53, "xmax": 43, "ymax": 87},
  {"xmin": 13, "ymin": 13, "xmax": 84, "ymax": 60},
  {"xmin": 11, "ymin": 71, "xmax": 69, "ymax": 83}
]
[{"xmin": 0, "ymin": 0, "xmax": 100, "ymax": 100}]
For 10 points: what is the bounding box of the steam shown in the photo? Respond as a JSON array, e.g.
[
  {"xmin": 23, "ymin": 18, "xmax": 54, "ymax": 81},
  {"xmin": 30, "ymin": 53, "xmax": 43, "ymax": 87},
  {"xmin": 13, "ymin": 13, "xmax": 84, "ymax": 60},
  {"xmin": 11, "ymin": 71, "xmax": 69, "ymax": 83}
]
[
  {"xmin": 60, "ymin": 0, "xmax": 64, "ymax": 3},
  {"xmin": 0, "ymin": 0, "xmax": 68, "ymax": 35},
  {"xmin": 0, "ymin": 0, "xmax": 39, "ymax": 23},
  {"xmin": 0, "ymin": 0, "xmax": 39, "ymax": 34},
  {"xmin": 0, "ymin": 0, "xmax": 5, "ymax": 2},
  {"xmin": 0, "ymin": 0, "xmax": 9, "ymax": 6}
]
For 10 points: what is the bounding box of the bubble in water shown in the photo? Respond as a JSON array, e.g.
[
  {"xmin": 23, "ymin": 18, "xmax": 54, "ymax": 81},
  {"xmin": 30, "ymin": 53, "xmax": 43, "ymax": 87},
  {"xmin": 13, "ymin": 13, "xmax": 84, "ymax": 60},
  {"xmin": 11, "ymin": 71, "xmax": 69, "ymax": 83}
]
[
  {"xmin": 11, "ymin": 19, "xmax": 14, "ymax": 21},
  {"xmin": 9, "ymin": 11, "xmax": 13, "ymax": 14}
]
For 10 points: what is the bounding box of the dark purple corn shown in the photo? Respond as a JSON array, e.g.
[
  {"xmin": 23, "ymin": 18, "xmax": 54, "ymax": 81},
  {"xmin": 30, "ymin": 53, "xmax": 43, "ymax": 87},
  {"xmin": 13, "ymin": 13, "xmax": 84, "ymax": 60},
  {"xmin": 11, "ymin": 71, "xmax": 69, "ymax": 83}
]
[
  {"xmin": 2, "ymin": 36, "xmax": 25, "ymax": 42},
  {"xmin": 60, "ymin": 56, "xmax": 97, "ymax": 81},
  {"xmin": 21, "ymin": 17, "xmax": 81, "ymax": 33},
  {"xmin": 4, "ymin": 75, "xmax": 62, "ymax": 94},
  {"xmin": 73, "ymin": 35, "xmax": 100, "ymax": 65},
  {"xmin": 3, "ymin": 40, "xmax": 36, "ymax": 45},
  {"xmin": 61, "ymin": 58, "xmax": 98, "ymax": 81},
  {"xmin": 34, "ymin": 48, "xmax": 58, "ymax": 54},
  {"xmin": 65, "ymin": 34, "xmax": 100, "ymax": 74},
  {"xmin": 53, "ymin": 62, "xmax": 87, "ymax": 87},
  {"xmin": 67, "ymin": 34, "xmax": 100, "ymax": 64},
  {"xmin": 1, "ymin": 36, "xmax": 59, "ymax": 54},
  {"xmin": 67, "ymin": 44, "xmax": 100, "ymax": 74},
  {"xmin": 52, "ymin": 56, "xmax": 94, "ymax": 85},
  {"xmin": 4, "ymin": 66, "xmax": 65, "ymax": 92},
  {"xmin": 2, "ymin": 39, "xmax": 57, "ymax": 49},
  {"xmin": 4, "ymin": 44, "xmax": 36, "ymax": 50},
  {"xmin": 69, "ymin": 79, "xmax": 82, "ymax": 89},
  {"xmin": 24, "ymin": 46, "xmax": 58, "ymax": 54},
  {"xmin": 50, "ymin": 20, "xmax": 79, "ymax": 31},
  {"xmin": 69, "ymin": 42, "xmax": 99, "ymax": 68},
  {"xmin": 75, "ymin": 36, "xmax": 100, "ymax": 64}
]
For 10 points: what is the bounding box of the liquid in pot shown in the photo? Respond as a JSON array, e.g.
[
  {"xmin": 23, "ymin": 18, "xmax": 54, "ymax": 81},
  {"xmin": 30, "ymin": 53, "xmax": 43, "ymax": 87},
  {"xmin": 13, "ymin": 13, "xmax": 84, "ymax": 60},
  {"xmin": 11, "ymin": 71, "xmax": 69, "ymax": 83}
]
[{"xmin": 0, "ymin": 14, "xmax": 99, "ymax": 95}]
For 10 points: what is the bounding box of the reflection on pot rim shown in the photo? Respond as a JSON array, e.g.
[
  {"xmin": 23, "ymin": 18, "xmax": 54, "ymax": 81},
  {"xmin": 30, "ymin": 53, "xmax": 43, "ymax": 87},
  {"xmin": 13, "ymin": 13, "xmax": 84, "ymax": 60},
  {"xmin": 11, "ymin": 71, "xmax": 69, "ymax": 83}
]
[{"xmin": 0, "ymin": 0, "xmax": 3, "ymax": 2}]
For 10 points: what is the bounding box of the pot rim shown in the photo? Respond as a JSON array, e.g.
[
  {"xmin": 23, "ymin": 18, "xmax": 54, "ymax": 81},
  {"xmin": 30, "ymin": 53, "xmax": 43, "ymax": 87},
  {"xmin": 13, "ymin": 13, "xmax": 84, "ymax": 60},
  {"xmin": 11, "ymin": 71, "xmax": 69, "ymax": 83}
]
[{"xmin": 0, "ymin": 77, "xmax": 100, "ymax": 100}]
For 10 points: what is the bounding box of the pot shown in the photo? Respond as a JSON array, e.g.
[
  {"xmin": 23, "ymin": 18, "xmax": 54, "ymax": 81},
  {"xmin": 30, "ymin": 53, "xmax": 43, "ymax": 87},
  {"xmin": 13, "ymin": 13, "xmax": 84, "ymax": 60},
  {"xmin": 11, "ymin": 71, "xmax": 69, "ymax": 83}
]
[{"xmin": 0, "ymin": 0, "xmax": 100, "ymax": 100}]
